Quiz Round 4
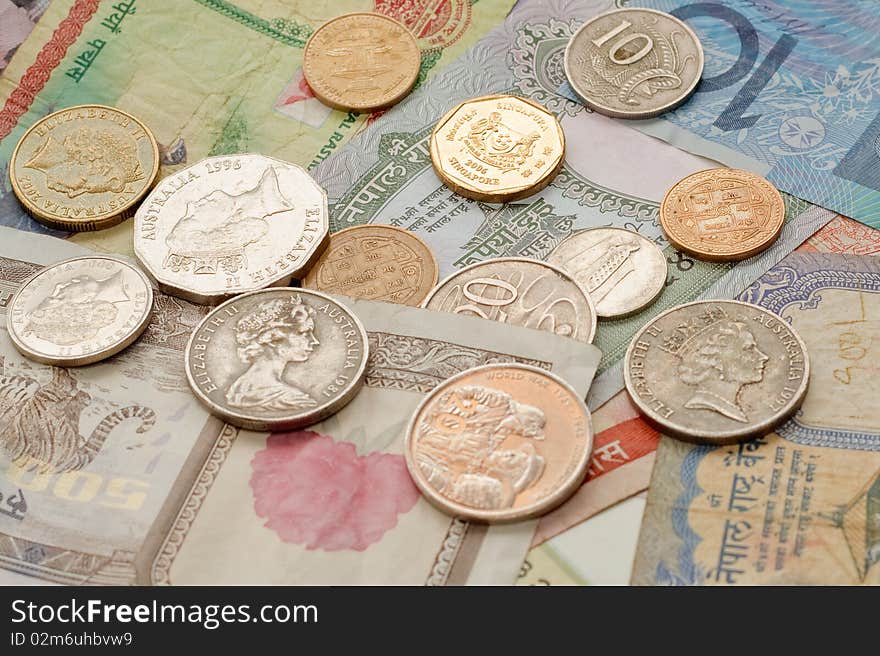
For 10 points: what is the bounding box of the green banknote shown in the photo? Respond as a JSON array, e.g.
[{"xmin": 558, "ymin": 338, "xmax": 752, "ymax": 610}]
[
  {"xmin": 310, "ymin": 0, "xmax": 836, "ymax": 407},
  {"xmin": 0, "ymin": 0, "xmax": 516, "ymax": 248},
  {"xmin": 632, "ymin": 252, "xmax": 880, "ymax": 585}
]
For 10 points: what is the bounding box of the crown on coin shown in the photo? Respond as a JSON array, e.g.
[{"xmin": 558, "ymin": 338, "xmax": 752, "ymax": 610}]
[
  {"xmin": 658, "ymin": 305, "xmax": 730, "ymax": 355},
  {"xmin": 163, "ymin": 248, "xmax": 247, "ymax": 276}
]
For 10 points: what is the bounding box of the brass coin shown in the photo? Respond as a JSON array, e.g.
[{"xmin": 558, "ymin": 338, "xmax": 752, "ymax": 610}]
[
  {"xmin": 301, "ymin": 225, "xmax": 438, "ymax": 306},
  {"xmin": 405, "ymin": 363, "xmax": 594, "ymax": 523},
  {"xmin": 659, "ymin": 168, "xmax": 786, "ymax": 262},
  {"xmin": 303, "ymin": 12, "xmax": 421, "ymax": 114},
  {"xmin": 430, "ymin": 94, "xmax": 565, "ymax": 203},
  {"xmin": 9, "ymin": 105, "xmax": 159, "ymax": 231}
]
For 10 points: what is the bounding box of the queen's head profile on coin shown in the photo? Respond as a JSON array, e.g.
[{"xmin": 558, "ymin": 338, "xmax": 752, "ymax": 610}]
[
  {"xmin": 225, "ymin": 296, "xmax": 320, "ymax": 412},
  {"xmin": 671, "ymin": 313, "xmax": 770, "ymax": 424}
]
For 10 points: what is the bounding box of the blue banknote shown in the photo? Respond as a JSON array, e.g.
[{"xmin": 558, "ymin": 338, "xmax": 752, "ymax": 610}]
[
  {"xmin": 562, "ymin": 0, "xmax": 880, "ymax": 228},
  {"xmin": 632, "ymin": 252, "xmax": 880, "ymax": 585}
]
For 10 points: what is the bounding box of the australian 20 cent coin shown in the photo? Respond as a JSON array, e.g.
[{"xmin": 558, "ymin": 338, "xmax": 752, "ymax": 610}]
[
  {"xmin": 564, "ymin": 8, "xmax": 704, "ymax": 119},
  {"xmin": 405, "ymin": 363, "xmax": 594, "ymax": 522},
  {"xmin": 624, "ymin": 300, "xmax": 810, "ymax": 445},
  {"xmin": 9, "ymin": 105, "xmax": 160, "ymax": 231},
  {"xmin": 301, "ymin": 224, "xmax": 438, "ymax": 306},
  {"xmin": 6, "ymin": 255, "xmax": 154, "ymax": 366},
  {"xmin": 422, "ymin": 257, "xmax": 596, "ymax": 343},
  {"xmin": 134, "ymin": 154, "xmax": 329, "ymax": 305},
  {"xmin": 548, "ymin": 227, "xmax": 667, "ymax": 318},
  {"xmin": 430, "ymin": 94, "xmax": 565, "ymax": 203},
  {"xmin": 660, "ymin": 168, "xmax": 786, "ymax": 262},
  {"xmin": 185, "ymin": 288, "xmax": 368, "ymax": 431},
  {"xmin": 303, "ymin": 12, "xmax": 421, "ymax": 113}
]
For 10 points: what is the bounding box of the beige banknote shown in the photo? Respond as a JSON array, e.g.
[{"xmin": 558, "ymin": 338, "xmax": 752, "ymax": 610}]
[
  {"xmin": 0, "ymin": 227, "xmax": 601, "ymax": 585},
  {"xmin": 632, "ymin": 252, "xmax": 880, "ymax": 585},
  {"xmin": 0, "ymin": 0, "xmax": 515, "ymax": 242}
]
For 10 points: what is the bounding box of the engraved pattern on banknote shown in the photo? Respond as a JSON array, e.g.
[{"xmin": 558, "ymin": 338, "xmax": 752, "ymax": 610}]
[
  {"xmin": 510, "ymin": 18, "xmax": 585, "ymax": 118},
  {"xmin": 550, "ymin": 166, "xmax": 659, "ymax": 224},
  {"xmin": 740, "ymin": 260, "xmax": 880, "ymax": 450},
  {"xmin": 366, "ymin": 332, "xmax": 549, "ymax": 393},
  {"xmin": 455, "ymin": 199, "xmax": 575, "ymax": 268},
  {"xmin": 0, "ymin": 358, "xmax": 157, "ymax": 474},
  {"xmin": 194, "ymin": 0, "xmax": 312, "ymax": 47},
  {"xmin": 415, "ymin": 385, "xmax": 546, "ymax": 510},
  {"xmin": 426, "ymin": 517, "xmax": 469, "ymax": 585},
  {"xmin": 824, "ymin": 468, "xmax": 880, "ymax": 581},
  {"xmin": 0, "ymin": 532, "xmax": 137, "ymax": 585},
  {"xmin": 151, "ymin": 423, "xmax": 237, "ymax": 585}
]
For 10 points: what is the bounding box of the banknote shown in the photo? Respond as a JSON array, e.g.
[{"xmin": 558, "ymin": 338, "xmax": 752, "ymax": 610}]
[
  {"xmin": 557, "ymin": 1, "xmax": 880, "ymax": 229},
  {"xmin": 311, "ymin": 0, "xmax": 835, "ymax": 408},
  {"xmin": 519, "ymin": 493, "xmax": 646, "ymax": 586},
  {"xmin": 0, "ymin": 0, "xmax": 46, "ymax": 72},
  {"xmin": 533, "ymin": 213, "xmax": 880, "ymax": 549},
  {"xmin": 632, "ymin": 252, "xmax": 880, "ymax": 585},
  {"xmin": 797, "ymin": 214, "xmax": 880, "ymax": 256},
  {"xmin": 0, "ymin": 227, "xmax": 601, "ymax": 585},
  {"xmin": 0, "ymin": 0, "xmax": 516, "ymax": 238}
]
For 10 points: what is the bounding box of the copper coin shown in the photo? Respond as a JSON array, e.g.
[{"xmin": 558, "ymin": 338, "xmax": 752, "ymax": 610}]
[
  {"xmin": 303, "ymin": 12, "xmax": 421, "ymax": 113},
  {"xmin": 9, "ymin": 105, "xmax": 159, "ymax": 231},
  {"xmin": 659, "ymin": 168, "xmax": 786, "ymax": 262},
  {"xmin": 301, "ymin": 225, "xmax": 438, "ymax": 306},
  {"xmin": 404, "ymin": 363, "xmax": 594, "ymax": 523},
  {"xmin": 430, "ymin": 94, "xmax": 565, "ymax": 203}
]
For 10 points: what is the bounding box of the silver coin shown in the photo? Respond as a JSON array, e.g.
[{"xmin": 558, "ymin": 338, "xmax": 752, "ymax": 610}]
[
  {"xmin": 624, "ymin": 300, "xmax": 810, "ymax": 445},
  {"xmin": 185, "ymin": 288, "xmax": 368, "ymax": 431},
  {"xmin": 547, "ymin": 227, "xmax": 667, "ymax": 319},
  {"xmin": 6, "ymin": 256, "xmax": 153, "ymax": 366},
  {"xmin": 564, "ymin": 8, "xmax": 704, "ymax": 119},
  {"xmin": 134, "ymin": 154, "xmax": 329, "ymax": 305},
  {"xmin": 422, "ymin": 257, "xmax": 597, "ymax": 343}
]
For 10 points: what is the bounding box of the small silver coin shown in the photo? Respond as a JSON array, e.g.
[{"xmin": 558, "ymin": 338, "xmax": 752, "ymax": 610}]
[
  {"xmin": 185, "ymin": 288, "xmax": 368, "ymax": 431},
  {"xmin": 6, "ymin": 256, "xmax": 154, "ymax": 366},
  {"xmin": 564, "ymin": 8, "xmax": 704, "ymax": 119},
  {"xmin": 547, "ymin": 227, "xmax": 667, "ymax": 319},
  {"xmin": 422, "ymin": 257, "xmax": 596, "ymax": 343},
  {"xmin": 624, "ymin": 300, "xmax": 810, "ymax": 445},
  {"xmin": 134, "ymin": 154, "xmax": 329, "ymax": 305}
]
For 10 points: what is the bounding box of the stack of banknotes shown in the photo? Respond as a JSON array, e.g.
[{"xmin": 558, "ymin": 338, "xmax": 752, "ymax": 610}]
[{"xmin": 0, "ymin": 0, "xmax": 877, "ymax": 586}]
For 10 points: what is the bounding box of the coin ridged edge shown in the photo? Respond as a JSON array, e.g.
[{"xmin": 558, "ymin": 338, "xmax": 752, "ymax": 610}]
[
  {"xmin": 403, "ymin": 362, "xmax": 594, "ymax": 523},
  {"xmin": 183, "ymin": 288, "xmax": 369, "ymax": 431},
  {"xmin": 9, "ymin": 104, "xmax": 160, "ymax": 230},
  {"xmin": 302, "ymin": 12, "xmax": 421, "ymax": 114},
  {"xmin": 659, "ymin": 168, "xmax": 786, "ymax": 262},
  {"xmin": 563, "ymin": 8, "xmax": 705, "ymax": 120},
  {"xmin": 422, "ymin": 256, "xmax": 597, "ymax": 343},
  {"xmin": 5, "ymin": 255, "xmax": 155, "ymax": 366},
  {"xmin": 429, "ymin": 94, "xmax": 566, "ymax": 203},
  {"xmin": 623, "ymin": 299, "xmax": 811, "ymax": 445}
]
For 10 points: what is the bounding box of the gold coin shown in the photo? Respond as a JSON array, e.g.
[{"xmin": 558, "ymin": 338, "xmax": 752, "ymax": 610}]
[
  {"xmin": 659, "ymin": 168, "xmax": 786, "ymax": 262},
  {"xmin": 9, "ymin": 105, "xmax": 160, "ymax": 232},
  {"xmin": 430, "ymin": 94, "xmax": 565, "ymax": 203},
  {"xmin": 303, "ymin": 12, "xmax": 421, "ymax": 114},
  {"xmin": 301, "ymin": 225, "xmax": 438, "ymax": 306}
]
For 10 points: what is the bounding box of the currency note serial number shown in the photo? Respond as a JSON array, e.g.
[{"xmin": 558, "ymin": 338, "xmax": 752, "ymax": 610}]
[{"xmin": 7, "ymin": 462, "xmax": 148, "ymax": 511}]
